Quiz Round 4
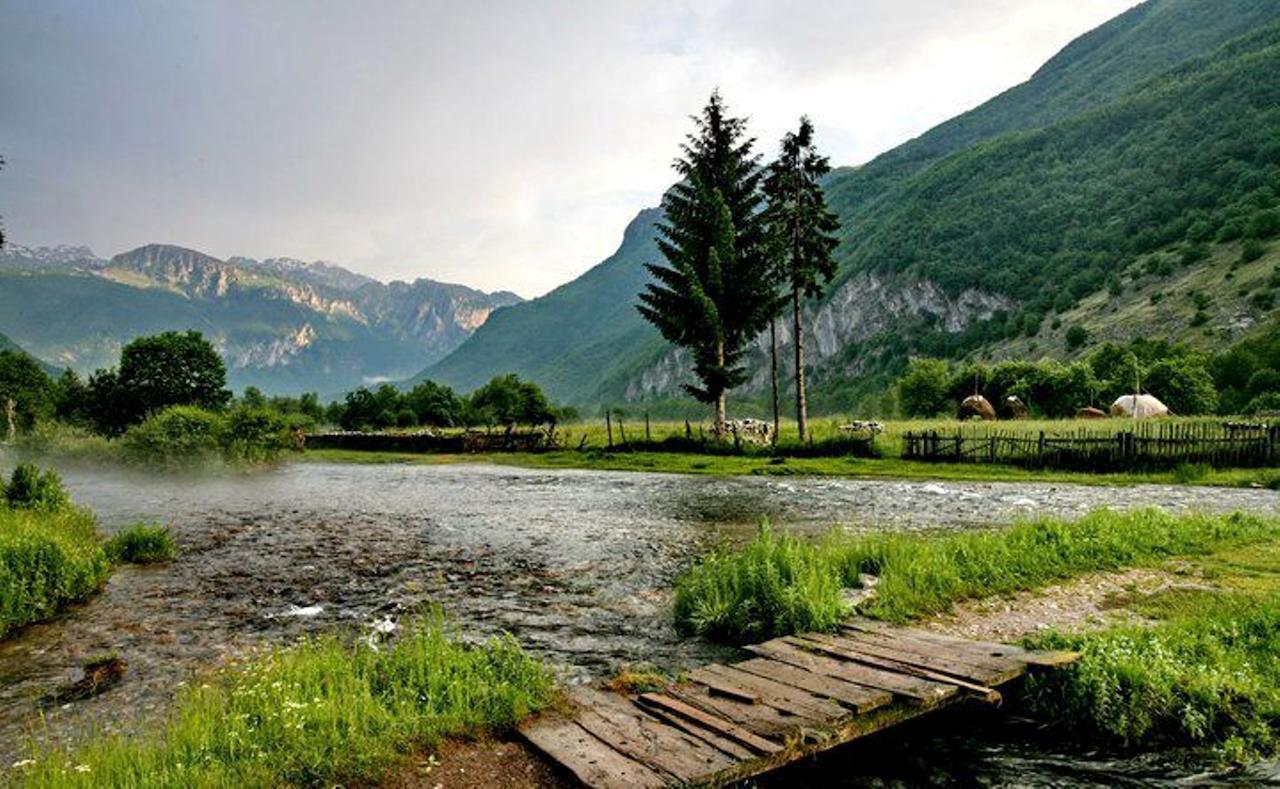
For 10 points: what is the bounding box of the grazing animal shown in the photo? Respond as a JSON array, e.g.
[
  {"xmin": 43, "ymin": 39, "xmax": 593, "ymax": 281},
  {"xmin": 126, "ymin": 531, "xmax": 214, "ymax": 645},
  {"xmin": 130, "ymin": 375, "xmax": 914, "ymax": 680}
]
[
  {"xmin": 728, "ymin": 418, "xmax": 772, "ymax": 444},
  {"xmin": 840, "ymin": 421, "xmax": 885, "ymax": 435}
]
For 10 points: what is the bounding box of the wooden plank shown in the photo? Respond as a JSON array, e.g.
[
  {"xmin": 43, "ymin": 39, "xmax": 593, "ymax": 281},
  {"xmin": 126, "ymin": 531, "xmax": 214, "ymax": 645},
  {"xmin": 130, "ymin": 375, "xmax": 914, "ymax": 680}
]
[
  {"xmin": 827, "ymin": 630, "xmax": 1025, "ymax": 686},
  {"xmin": 636, "ymin": 693, "xmax": 783, "ymax": 756},
  {"xmin": 732, "ymin": 657, "xmax": 892, "ymax": 713},
  {"xmin": 795, "ymin": 634, "xmax": 1001, "ymax": 703},
  {"xmin": 751, "ymin": 639, "xmax": 956, "ymax": 705},
  {"xmin": 694, "ymin": 663, "xmax": 847, "ymax": 721},
  {"xmin": 666, "ymin": 682, "xmax": 805, "ymax": 741},
  {"xmin": 573, "ymin": 688, "xmax": 738, "ymax": 783},
  {"xmin": 840, "ymin": 626, "xmax": 1027, "ymax": 676},
  {"xmin": 683, "ymin": 667, "xmax": 761, "ymax": 705},
  {"xmin": 843, "ymin": 620, "xmax": 1079, "ymax": 667},
  {"xmin": 520, "ymin": 712, "xmax": 667, "ymax": 789}
]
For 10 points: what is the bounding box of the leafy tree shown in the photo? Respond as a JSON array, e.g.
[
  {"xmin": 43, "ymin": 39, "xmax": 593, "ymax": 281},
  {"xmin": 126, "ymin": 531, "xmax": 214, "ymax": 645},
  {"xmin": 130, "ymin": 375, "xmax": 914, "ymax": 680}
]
[
  {"xmin": 0, "ymin": 350, "xmax": 54, "ymax": 438},
  {"xmin": 897, "ymin": 358, "xmax": 951, "ymax": 417},
  {"xmin": 763, "ymin": 116, "xmax": 840, "ymax": 442},
  {"xmin": 469, "ymin": 374, "xmax": 553, "ymax": 428},
  {"xmin": 52, "ymin": 369, "xmax": 91, "ymax": 426},
  {"xmin": 338, "ymin": 387, "xmax": 379, "ymax": 431},
  {"xmin": 638, "ymin": 91, "xmax": 774, "ymax": 438},
  {"xmin": 112, "ymin": 331, "xmax": 231, "ymax": 428},
  {"xmin": 1145, "ymin": 357, "xmax": 1218, "ymax": 414},
  {"xmin": 240, "ymin": 386, "xmax": 268, "ymax": 409},
  {"xmin": 405, "ymin": 380, "xmax": 463, "ymax": 427}
]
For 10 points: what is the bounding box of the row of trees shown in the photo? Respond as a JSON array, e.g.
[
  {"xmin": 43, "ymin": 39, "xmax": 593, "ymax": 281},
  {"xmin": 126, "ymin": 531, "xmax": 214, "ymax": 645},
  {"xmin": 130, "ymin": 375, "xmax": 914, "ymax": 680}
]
[
  {"xmin": 330, "ymin": 373, "xmax": 561, "ymax": 432},
  {"xmin": 639, "ymin": 92, "xmax": 840, "ymax": 441},
  {"xmin": 895, "ymin": 337, "xmax": 1272, "ymax": 418}
]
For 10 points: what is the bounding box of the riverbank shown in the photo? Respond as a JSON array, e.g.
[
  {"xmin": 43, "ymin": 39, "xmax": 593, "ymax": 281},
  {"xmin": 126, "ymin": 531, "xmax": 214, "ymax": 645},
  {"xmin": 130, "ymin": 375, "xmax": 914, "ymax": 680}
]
[{"xmin": 301, "ymin": 447, "xmax": 1280, "ymax": 489}]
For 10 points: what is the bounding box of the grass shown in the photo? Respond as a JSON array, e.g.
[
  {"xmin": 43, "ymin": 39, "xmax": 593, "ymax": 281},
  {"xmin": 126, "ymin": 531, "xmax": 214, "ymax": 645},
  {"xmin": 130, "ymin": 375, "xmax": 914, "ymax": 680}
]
[
  {"xmin": 1020, "ymin": 540, "xmax": 1280, "ymax": 762},
  {"xmin": 11, "ymin": 614, "xmax": 555, "ymax": 788},
  {"xmin": 673, "ymin": 523, "xmax": 847, "ymax": 644},
  {"xmin": 0, "ymin": 506, "xmax": 110, "ymax": 639},
  {"xmin": 672, "ymin": 510, "xmax": 1280, "ymax": 640},
  {"xmin": 104, "ymin": 523, "xmax": 176, "ymax": 564}
]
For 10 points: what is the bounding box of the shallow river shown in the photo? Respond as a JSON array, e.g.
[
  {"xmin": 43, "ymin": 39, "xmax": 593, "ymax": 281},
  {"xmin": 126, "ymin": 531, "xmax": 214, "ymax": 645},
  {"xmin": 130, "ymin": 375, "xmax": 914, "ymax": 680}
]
[{"xmin": 3, "ymin": 460, "xmax": 1278, "ymax": 784}]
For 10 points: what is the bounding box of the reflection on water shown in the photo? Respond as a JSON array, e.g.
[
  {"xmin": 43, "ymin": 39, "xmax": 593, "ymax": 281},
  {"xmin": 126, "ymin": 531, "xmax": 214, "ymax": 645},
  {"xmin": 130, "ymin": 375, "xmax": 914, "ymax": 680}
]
[{"xmin": 1, "ymin": 459, "xmax": 1276, "ymax": 780}]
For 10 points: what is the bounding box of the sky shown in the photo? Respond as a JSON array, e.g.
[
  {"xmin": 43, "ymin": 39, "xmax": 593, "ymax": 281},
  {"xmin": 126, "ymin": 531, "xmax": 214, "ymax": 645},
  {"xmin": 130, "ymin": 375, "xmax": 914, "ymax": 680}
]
[{"xmin": 0, "ymin": 0, "xmax": 1139, "ymax": 297}]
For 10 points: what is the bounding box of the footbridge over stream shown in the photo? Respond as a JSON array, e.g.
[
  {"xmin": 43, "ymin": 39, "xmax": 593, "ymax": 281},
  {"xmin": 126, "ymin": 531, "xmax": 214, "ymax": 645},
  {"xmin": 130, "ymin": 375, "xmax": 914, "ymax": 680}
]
[{"xmin": 519, "ymin": 618, "xmax": 1079, "ymax": 787}]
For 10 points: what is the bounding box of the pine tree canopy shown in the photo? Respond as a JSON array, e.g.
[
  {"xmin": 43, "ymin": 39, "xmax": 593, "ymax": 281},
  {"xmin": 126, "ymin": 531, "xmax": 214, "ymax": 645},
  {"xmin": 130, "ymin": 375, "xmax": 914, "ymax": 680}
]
[
  {"xmin": 638, "ymin": 91, "xmax": 776, "ymax": 405},
  {"xmin": 763, "ymin": 117, "xmax": 840, "ymax": 299}
]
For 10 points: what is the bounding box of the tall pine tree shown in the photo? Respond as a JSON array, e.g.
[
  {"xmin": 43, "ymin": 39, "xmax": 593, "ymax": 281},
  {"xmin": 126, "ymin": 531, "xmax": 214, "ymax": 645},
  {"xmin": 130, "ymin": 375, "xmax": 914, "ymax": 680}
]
[
  {"xmin": 763, "ymin": 117, "xmax": 840, "ymax": 442},
  {"xmin": 639, "ymin": 92, "xmax": 774, "ymax": 438}
]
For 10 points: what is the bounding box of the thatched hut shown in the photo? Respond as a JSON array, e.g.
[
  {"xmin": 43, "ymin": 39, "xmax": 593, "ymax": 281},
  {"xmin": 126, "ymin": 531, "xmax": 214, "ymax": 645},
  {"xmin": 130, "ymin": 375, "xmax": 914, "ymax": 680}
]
[
  {"xmin": 1110, "ymin": 394, "xmax": 1170, "ymax": 418},
  {"xmin": 960, "ymin": 394, "xmax": 997, "ymax": 421},
  {"xmin": 1076, "ymin": 406, "xmax": 1108, "ymax": 419}
]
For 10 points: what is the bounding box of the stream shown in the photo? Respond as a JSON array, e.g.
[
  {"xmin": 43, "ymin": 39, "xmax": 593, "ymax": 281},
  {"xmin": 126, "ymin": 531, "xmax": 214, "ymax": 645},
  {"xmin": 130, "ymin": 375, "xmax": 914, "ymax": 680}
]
[{"xmin": 2, "ymin": 460, "xmax": 1278, "ymax": 784}]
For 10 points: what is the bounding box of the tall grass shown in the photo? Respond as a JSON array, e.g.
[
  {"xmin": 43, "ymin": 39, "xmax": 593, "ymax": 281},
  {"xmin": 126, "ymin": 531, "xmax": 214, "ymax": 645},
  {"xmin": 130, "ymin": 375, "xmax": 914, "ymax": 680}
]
[
  {"xmin": 104, "ymin": 522, "xmax": 176, "ymax": 564},
  {"xmin": 1022, "ymin": 598, "xmax": 1280, "ymax": 761},
  {"xmin": 0, "ymin": 506, "xmax": 110, "ymax": 638},
  {"xmin": 11, "ymin": 615, "xmax": 555, "ymax": 788},
  {"xmin": 673, "ymin": 523, "xmax": 846, "ymax": 643},
  {"xmin": 673, "ymin": 510, "xmax": 1280, "ymax": 640}
]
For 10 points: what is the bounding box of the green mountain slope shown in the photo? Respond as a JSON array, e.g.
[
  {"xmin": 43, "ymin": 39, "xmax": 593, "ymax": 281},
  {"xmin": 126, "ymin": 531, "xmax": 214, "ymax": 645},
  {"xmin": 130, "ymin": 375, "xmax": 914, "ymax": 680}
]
[
  {"xmin": 0, "ymin": 329, "xmax": 61, "ymax": 376},
  {"xmin": 421, "ymin": 0, "xmax": 1280, "ymax": 406},
  {"xmin": 418, "ymin": 209, "xmax": 665, "ymax": 400}
]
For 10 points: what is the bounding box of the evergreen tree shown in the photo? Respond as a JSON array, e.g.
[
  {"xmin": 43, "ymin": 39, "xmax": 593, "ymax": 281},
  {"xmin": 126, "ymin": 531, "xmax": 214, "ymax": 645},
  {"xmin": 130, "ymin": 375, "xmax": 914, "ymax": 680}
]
[
  {"xmin": 638, "ymin": 91, "xmax": 774, "ymax": 437},
  {"xmin": 763, "ymin": 117, "xmax": 840, "ymax": 442}
]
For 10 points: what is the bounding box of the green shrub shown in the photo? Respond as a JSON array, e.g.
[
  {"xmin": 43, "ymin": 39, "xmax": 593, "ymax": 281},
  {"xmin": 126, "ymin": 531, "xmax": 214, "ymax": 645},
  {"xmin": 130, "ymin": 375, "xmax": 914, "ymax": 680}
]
[
  {"xmin": 673, "ymin": 523, "xmax": 847, "ymax": 643},
  {"xmin": 105, "ymin": 523, "xmax": 176, "ymax": 564},
  {"xmin": 1172, "ymin": 462, "xmax": 1212, "ymax": 483},
  {"xmin": 1252, "ymin": 290, "xmax": 1276, "ymax": 311},
  {"xmin": 0, "ymin": 506, "xmax": 109, "ymax": 638},
  {"xmin": 121, "ymin": 406, "xmax": 223, "ymax": 468},
  {"xmin": 1241, "ymin": 238, "xmax": 1266, "ymax": 263},
  {"xmin": 4, "ymin": 462, "xmax": 70, "ymax": 511},
  {"xmin": 1022, "ymin": 601, "xmax": 1280, "ymax": 759},
  {"xmin": 14, "ymin": 614, "xmax": 554, "ymax": 787},
  {"xmin": 221, "ymin": 406, "xmax": 289, "ymax": 463}
]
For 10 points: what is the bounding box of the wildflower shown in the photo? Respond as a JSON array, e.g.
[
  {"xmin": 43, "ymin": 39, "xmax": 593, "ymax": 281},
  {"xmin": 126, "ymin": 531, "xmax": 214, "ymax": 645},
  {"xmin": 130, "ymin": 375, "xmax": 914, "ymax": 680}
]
[{"xmin": 74, "ymin": 764, "xmax": 91, "ymax": 773}]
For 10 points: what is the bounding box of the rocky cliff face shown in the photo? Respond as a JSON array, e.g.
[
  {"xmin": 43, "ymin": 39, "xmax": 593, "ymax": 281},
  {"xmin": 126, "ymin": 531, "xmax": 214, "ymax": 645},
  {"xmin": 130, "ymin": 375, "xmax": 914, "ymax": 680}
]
[{"xmin": 625, "ymin": 271, "xmax": 1014, "ymax": 400}]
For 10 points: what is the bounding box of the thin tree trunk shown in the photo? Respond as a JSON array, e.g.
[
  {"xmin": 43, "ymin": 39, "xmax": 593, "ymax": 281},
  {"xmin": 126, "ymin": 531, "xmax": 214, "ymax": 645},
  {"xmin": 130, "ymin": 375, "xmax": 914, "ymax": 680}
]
[
  {"xmin": 4, "ymin": 397, "xmax": 15, "ymax": 444},
  {"xmin": 714, "ymin": 337, "xmax": 727, "ymax": 440},
  {"xmin": 769, "ymin": 318, "xmax": 779, "ymax": 445},
  {"xmin": 793, "ymin": 287, "xmax": 808, "ymax": 443}
]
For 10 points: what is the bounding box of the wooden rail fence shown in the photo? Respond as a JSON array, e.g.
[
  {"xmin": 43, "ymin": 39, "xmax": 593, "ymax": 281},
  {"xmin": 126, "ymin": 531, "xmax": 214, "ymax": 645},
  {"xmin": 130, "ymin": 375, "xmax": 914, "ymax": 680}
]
[{"xmin": 902, "ymin": 422, "xmax": 1279, "ymax": 472}]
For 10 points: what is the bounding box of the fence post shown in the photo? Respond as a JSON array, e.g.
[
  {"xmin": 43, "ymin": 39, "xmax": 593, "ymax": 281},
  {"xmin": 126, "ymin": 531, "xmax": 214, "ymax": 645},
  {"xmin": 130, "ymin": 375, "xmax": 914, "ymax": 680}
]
[
  {"xmin": 645, "ymin": 411, "xmax": 651, "ymax": 443},
  {"xmin": 605, "ymin": 409, "xmax": 613, "ymax": 449}
]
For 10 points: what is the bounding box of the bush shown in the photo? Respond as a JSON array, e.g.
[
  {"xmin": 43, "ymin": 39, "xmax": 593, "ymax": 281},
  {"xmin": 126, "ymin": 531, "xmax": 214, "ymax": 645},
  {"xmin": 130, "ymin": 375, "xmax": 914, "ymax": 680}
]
[
  {"xmin": 897, "ymin": 358, "xmax": 952, "ymax": 417},
  {"xmin": 105, "ymin": 523, "xmax": 176, "ymax": 564},
  {"xmin": 1246, "ymin": 210, "xmax": 1280, "ymax": 240},
  {"xmin": 221, "ymin": 406, "xmax": 289, "ymax": 463},
  {"xmin": 4, "ymin": 462, "xmax": 70, "ymax": 511},
  {"xmin": 673, "ymin": 523, "xmax": 847, "ymax": 643},
  {"xmin": 121, "ymin": 406, "xmax": 222, "ymax": 467},
  {"xmin": 1023, "ymin": 601, "xmax": 1280, "ymax": 758},
  {"xmin": 1065, "ymin": 325, "xmax": 1089, "ymax": 351},
  {"xmin": 1241, "ymin": 238, "xmax": 1266, "ymax": 263},
  {"xmin": 0, "ymin": 506, "xmax": 109, "ymax": 637}
]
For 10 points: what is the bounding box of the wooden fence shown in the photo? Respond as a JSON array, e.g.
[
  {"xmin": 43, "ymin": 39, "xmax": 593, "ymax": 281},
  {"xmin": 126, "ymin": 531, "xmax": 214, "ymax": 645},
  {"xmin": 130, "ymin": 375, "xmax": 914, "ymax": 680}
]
[
  {"xmin": 902, "ymin": 422, "xmax": 1279, "ymax": 472},
  {"xmin": 305, "ymin": 430, "xmax": 550, "ymax": 454}
]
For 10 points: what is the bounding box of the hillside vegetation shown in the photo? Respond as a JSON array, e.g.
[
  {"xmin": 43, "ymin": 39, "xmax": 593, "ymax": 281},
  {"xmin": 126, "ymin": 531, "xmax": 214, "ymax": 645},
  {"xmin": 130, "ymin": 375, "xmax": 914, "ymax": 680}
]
[{"xmin": 420, "ymin": 0, "xmax": 1280, "ymax": 410}]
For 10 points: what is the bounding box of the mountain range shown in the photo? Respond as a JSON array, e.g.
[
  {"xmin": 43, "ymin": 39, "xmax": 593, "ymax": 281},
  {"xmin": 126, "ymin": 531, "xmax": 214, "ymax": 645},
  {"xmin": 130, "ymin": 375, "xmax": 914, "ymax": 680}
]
[
  {"xmin": 417, "ymin": 0, "xmax": 1280, "ymax": 411},
  {"xmin": 0, "ymin": 243, "xmax": 520, "ymax": 393},
  {"xmin": 5, "ymin": 0, "xmax": 1280, "ymax": 408}
]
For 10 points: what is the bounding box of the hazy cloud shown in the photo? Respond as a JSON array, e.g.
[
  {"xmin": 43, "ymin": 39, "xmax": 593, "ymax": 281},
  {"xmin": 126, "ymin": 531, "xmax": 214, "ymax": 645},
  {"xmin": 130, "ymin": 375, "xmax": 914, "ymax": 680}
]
[{"xmin": 0, "ymin": 0, "xmax": 1137, "ymax": 296}]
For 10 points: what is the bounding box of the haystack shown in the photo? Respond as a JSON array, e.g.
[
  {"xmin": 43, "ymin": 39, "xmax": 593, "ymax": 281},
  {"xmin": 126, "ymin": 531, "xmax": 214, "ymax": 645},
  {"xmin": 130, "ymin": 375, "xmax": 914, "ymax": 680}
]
[
  {"xmin": 1076, "ymin": 406, "xmax": 1108, "ymax": 419},
  {"xmin": 960, "ymin": 394, "xmax": 997, "ymax": 421},
  {"xmin": 1002, "ymin": 395, "xmax": 1029, "ymax": 420},
  {"xmin": 1110, "ymin": 394, "xmax": 1170, "ymax": 418}
]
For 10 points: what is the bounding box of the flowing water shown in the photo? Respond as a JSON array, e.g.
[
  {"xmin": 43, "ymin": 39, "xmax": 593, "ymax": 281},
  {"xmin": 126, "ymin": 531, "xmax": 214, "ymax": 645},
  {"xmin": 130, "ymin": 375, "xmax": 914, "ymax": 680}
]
[{"xmin": 2, "ymin": 460, "xmax": 1278, "ymax": 783}]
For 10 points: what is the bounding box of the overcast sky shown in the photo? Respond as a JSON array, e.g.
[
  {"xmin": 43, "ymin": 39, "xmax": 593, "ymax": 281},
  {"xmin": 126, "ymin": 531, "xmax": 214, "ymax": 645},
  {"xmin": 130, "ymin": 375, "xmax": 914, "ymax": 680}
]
[{"xmin": 0, "ymin": 0, "xmax": 1138, "ymax": 297}]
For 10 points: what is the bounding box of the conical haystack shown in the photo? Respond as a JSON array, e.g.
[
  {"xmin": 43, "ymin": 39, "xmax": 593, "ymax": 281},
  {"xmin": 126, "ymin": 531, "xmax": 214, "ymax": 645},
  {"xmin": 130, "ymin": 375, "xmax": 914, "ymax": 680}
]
[
  {"xmin": 960, "ymin": 394, "xmax": 997, "ymax": 421},
  {"xmin": 1110, "ymin": 393, "xmax": 1170, "ymax": 418}
]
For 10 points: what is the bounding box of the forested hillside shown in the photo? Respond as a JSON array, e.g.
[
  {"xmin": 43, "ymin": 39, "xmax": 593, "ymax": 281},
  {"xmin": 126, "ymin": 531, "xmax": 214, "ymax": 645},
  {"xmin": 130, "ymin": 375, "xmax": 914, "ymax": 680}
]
[{"xmin": 422, "ymin": 0, "xmax": 1280, "ymax": 409}]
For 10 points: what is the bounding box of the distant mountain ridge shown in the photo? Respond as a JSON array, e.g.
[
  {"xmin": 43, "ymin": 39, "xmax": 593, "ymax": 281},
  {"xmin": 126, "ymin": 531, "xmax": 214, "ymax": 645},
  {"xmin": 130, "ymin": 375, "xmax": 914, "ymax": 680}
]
[
  {"xmin": 0, "ymin": 242, "xmax": 521, "ymax": 393},
  {"xmin": 418, "ymin": 0, "xmax": 1280, "ymax": 409}
]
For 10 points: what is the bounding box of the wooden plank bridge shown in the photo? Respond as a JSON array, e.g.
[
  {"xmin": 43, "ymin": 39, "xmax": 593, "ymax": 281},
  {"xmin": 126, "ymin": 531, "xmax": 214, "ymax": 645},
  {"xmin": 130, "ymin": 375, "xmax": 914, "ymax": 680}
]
[{"xmin": 519, "ymin": 619, "xmax": 1078, "ymax": 787}]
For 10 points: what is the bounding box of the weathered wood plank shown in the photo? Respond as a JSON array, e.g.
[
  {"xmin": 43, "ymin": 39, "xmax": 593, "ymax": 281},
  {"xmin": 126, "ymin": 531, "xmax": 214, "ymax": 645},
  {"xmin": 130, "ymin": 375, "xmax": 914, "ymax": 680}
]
[
  {"xmin": 690, "ymin": 664, "xmax": 845, "ymax": 721},
  {"xmin": 795, "ymin": 633, "xmax": 1002, "ymax": 703},
  {"xmin": 636, "ymin": 693, "xmax": 783, "ymax": 756},
  {"xmin": 683, "ymin": 667, "xmax": 761, "ymax": 705},
  {"xmin": 573, "ymin": 688, "xmax": 738, "ymax": 783},
  {"xmin": 843, "ymin": 620, "xmax": 1079, "ymax": 667},
  {"xmin": 755, "ymin": 638, "xmax": 957, "ymax": 705},
  {"xmin": 837, "ymin": 628, "xmax": 1027, "ymax": 683},
  {"xmin": 666, "ymin": 682, "xmax": 806, "ymax": 741},
  {"xmin": 520, "ymin": 711, "xmax": 667, "ymax": 789},
  {"xmin": 732, "ymin": 657, "xmax": 892, "ymax": 713}
]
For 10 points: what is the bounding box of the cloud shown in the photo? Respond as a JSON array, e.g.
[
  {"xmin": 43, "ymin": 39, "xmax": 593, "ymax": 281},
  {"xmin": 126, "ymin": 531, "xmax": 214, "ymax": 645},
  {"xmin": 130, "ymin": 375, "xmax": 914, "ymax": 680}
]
[{"xmin": 0, "ymin": 0, "xmax": 1137, "ymax": 296}]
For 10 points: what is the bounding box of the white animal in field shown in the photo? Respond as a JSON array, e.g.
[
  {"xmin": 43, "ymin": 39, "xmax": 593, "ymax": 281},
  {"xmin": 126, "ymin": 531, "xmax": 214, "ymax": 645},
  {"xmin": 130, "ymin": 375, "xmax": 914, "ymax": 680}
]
[
  {"xmin": 727, "ymin": 418, "xmax": 772, "ymax": 443},
  {"xmin": 840, "ymin": 421, "xmax": 885, "ymax": 435}
]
